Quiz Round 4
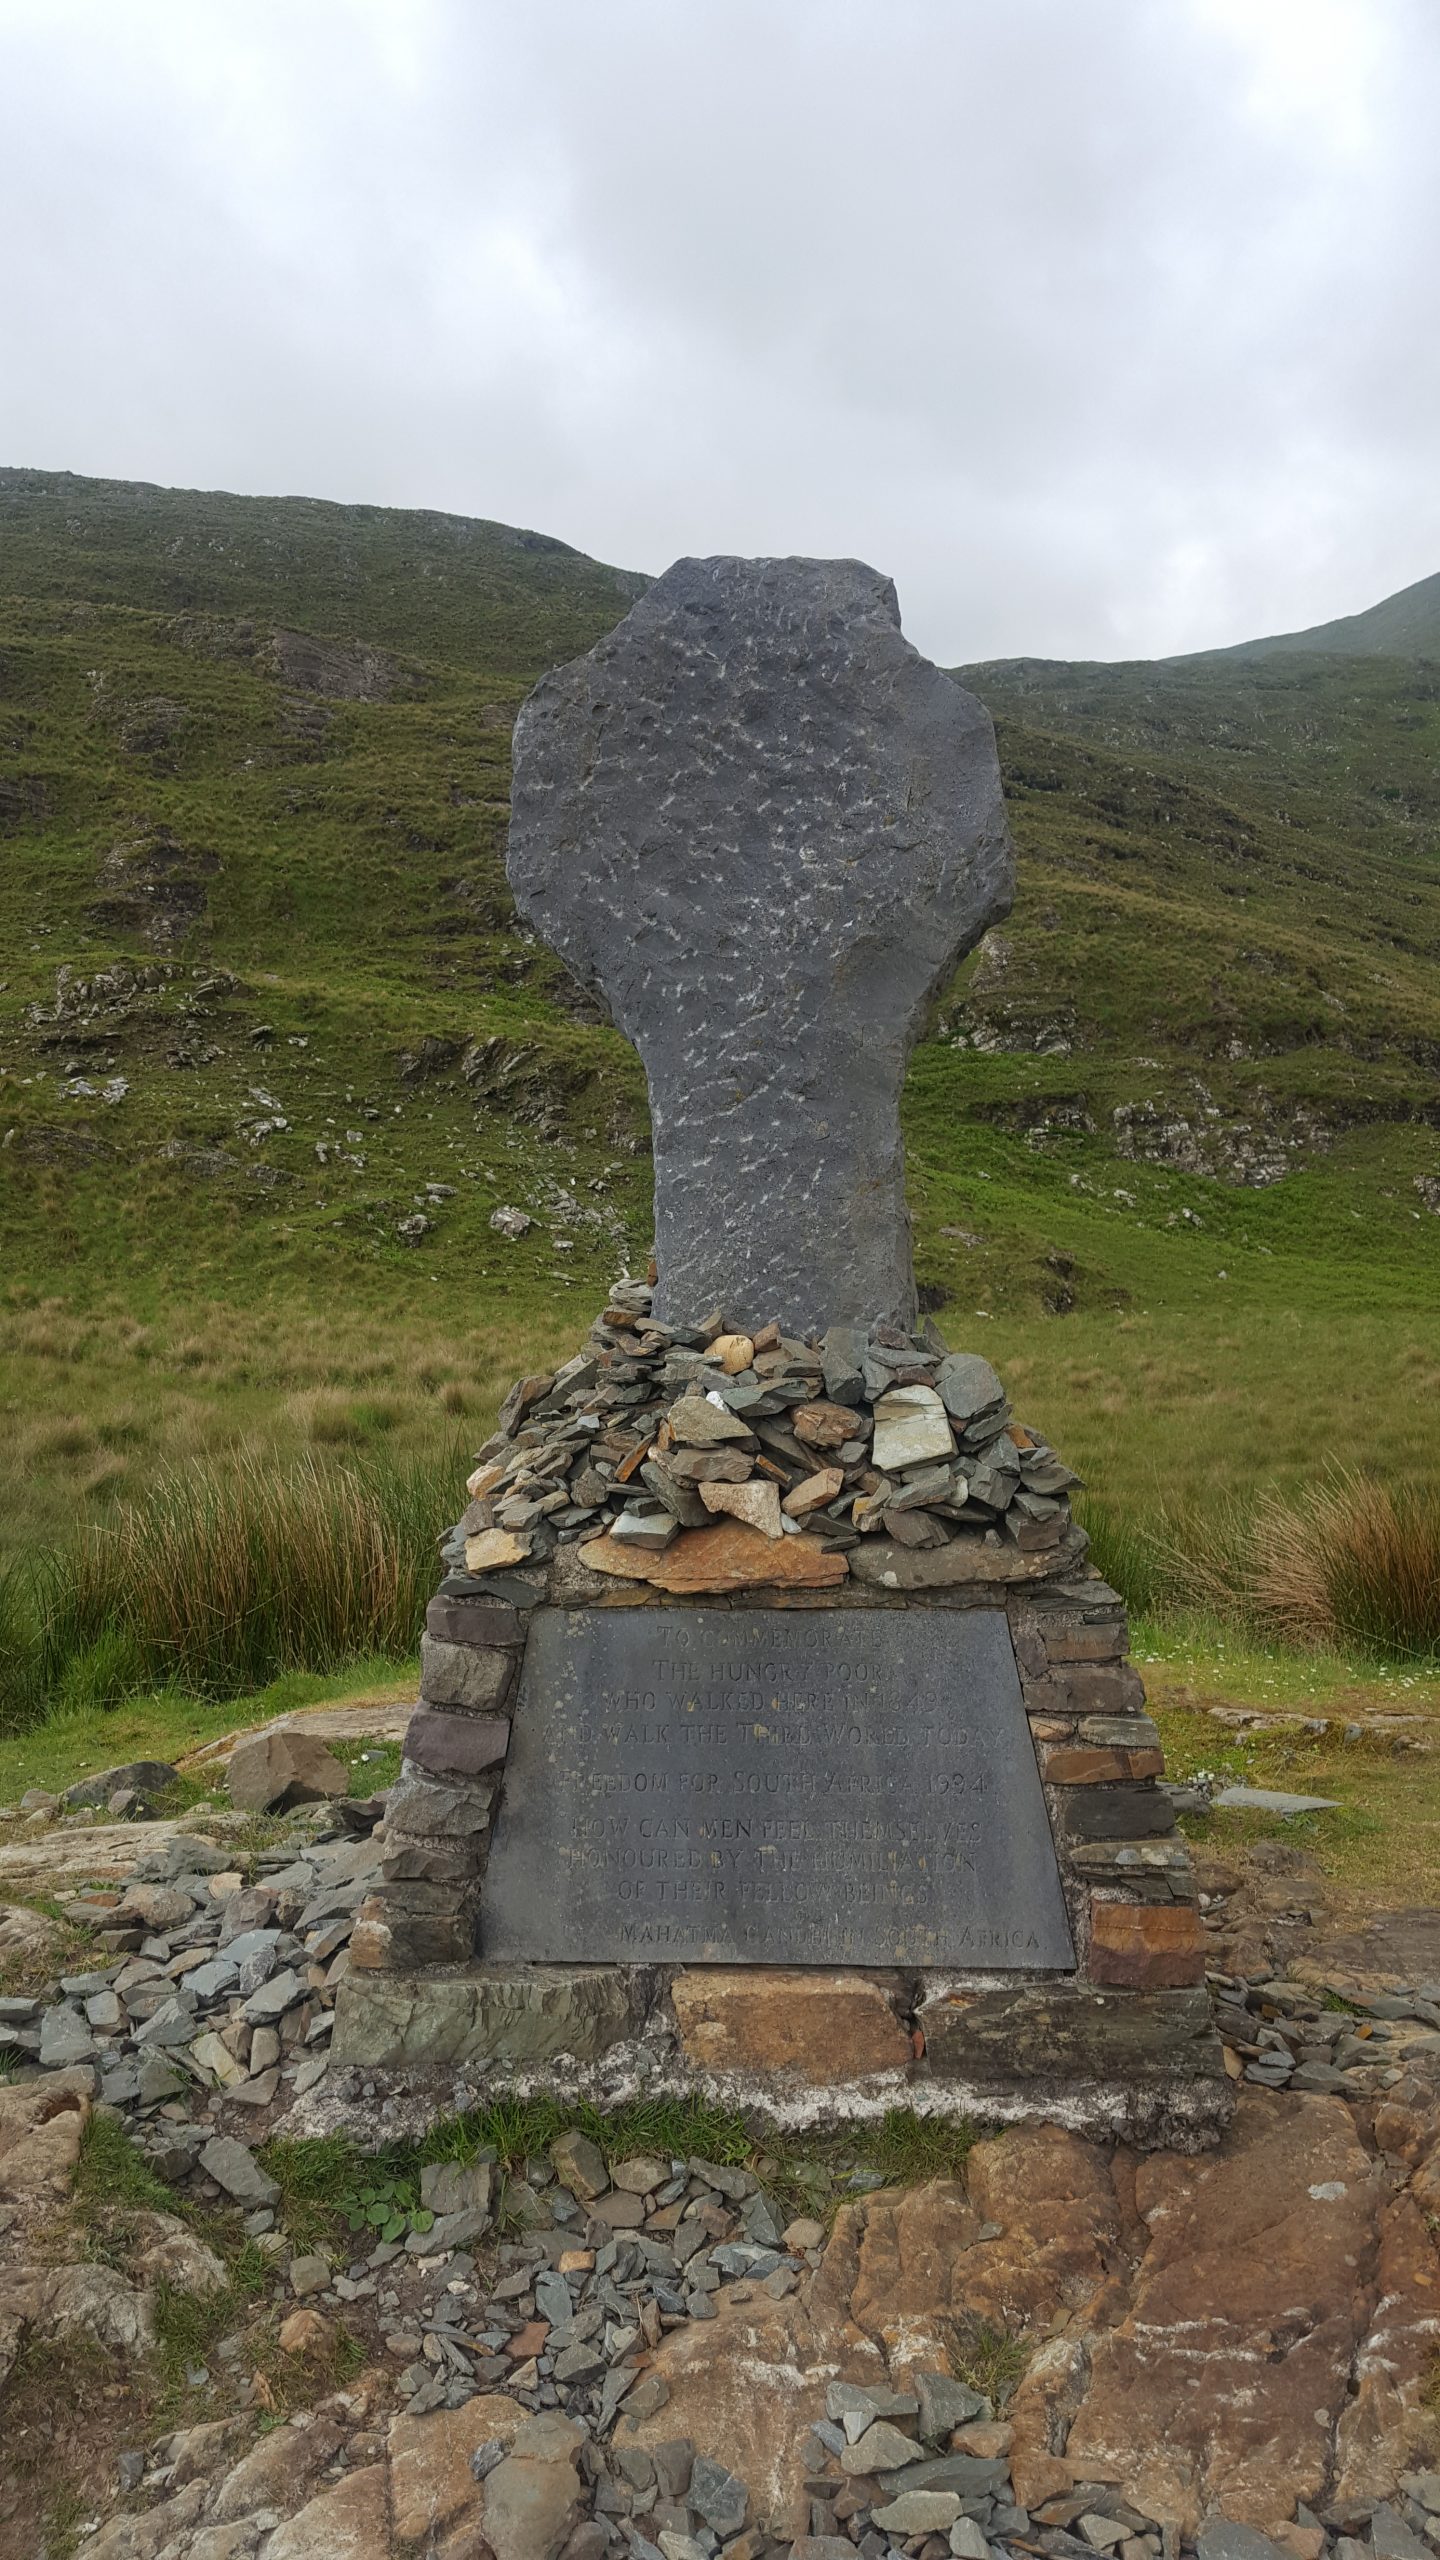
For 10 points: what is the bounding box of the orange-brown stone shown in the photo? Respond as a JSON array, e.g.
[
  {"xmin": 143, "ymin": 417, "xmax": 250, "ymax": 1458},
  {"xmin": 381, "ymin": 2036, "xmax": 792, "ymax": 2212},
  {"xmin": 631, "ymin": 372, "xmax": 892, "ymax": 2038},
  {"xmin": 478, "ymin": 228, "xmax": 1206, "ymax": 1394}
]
[
  {"xmin": 791, "ymin": 1400, "xmax": 862, "ymax": 1448},
  {"xmin": 1088, "ymin": 1901, "xmax": 1205, "ymax": 1988},
  {"xmin": 671, "ymin": 1969, "xmax": 910, "ymax": 2081},
  {"xmin": 1043, "ymin": 1745, "xmax": 1164, "ymax": 1784},
  {"xmin": 580, "ymin": 1519, "xmax": 847, "ymax": 1592}
]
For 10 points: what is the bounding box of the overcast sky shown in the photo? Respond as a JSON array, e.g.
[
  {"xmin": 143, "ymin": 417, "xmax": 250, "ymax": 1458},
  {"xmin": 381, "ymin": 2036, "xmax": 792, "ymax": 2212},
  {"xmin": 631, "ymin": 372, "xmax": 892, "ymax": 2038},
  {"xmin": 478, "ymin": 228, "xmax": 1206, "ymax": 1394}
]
[{"xmin": 2, "ymin": 0, "xmax": 1438, "ymax": 663}]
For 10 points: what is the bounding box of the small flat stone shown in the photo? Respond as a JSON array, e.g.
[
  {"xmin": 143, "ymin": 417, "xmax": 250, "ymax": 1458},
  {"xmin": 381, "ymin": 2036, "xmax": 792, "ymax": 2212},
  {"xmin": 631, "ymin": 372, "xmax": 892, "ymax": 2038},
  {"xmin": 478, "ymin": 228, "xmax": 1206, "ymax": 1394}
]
[
  {"xmin": 1211, "ymin": 1786, "xmax": 1339, "ymax": 1816},
  {"xmin": 464, "ymin": 1529, "xmax": 532, "ymax": 1573},
  {"xmin": 183, "ymin": 1957, "xmax": 240, "ymax": 2002},
  {"xmin": 551, "ymin": 2129, "xmax": 609, "ymax": 2200},
  {"xmin": 827, "ymin": 2383, "xmax": 920, "ymax": 2436},
  {"xmin": 243, "ymin": 1967, "xmax": 306, "ymax": 2023},
  {"xmin": 199, "ymin": 2135, "xmax": 279, "ymax": 2207},
  {"xmin": 783, "ymin": 2217, "xmax": 826, "ymax": 2251},
  {"xmin": 39, "ymin": 2008, "xmax": 97, "ymax": 2068},
  {"xmin": 1369, "ymin": 2508, "xmax": 1432, "ymax": 2560},
  {"xmin": 873, "ymin": 2491, "xmax": 963, "ymax": 2534},
  {"xmin": 1196, "ymin": 2529, "xmax": 1292, "ymax": 2560},
  {"xmin": 611, "ymin": 1507, "xmax": 680, "ymax": 1551},
  {"xmin": 698, "ymin": 1478, "xmax": 784, "ymax": 1540},
  {"xmin": 666, "ymin": 1396, "xmax": 756, "ymax": 1448},
  {"xmin": 839, "ymin": 2419, "xmax": 923, "ymax": 2474},
  {"xmin": 592, "ymin": 2189, "xmax": 647, "ymax": 2229},
  {"xmin": 581, "ymin": 1519, "xmax": 846, "ymax": 1592},
  {"xmin": 687, "ymin": 2455, "xmax": 746, "ymax": 2533},
  {"xmin": 610, "ymin": 2153, "xmax": 668, "ymax": 2195},
  {"xmin": 871, "ymin": 1384, "xmax": 954, "ymax": 1472},
  {"xmin": 935, "ymin": 1351, "xmax": 1005, "ymax": 1423},
  {"xmin": 780, "ymin": 1469, "xmax": 843, "ymax": 1524},
  {"xmin": 1080, "ymin": 2519, "xmax": 1131, "ymax": 2553},
  {"xmin": 622, "ymin": 2373, "xmax": 671, "ymax": 2423}
]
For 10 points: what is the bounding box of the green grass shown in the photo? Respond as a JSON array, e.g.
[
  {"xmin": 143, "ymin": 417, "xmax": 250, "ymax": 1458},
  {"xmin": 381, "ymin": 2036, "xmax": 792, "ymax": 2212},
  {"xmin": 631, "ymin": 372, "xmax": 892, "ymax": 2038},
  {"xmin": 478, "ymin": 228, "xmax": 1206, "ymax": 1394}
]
[
  {"xmin": 948, "ymin": 2316, "xmax": 1030, "ymax": 2412},
  {"xmin": 1148, "ymin": 1660, "xmax": 1440, "ymax": 1910},
  {"xmin": 260, "ymin": 2100, "xmax": 981, "ymax": 2259},
  {"xmin": 0, "ymin": 1656, "xmax": 414, "ymax": 1801},
  {"xmin": 0, "ymin": 1437, "xmax": 452, "ymax": 1732},
  {"xmin": 74, "ymin": 2111, "xmax": 176, "ymax": 2216},
  {"xmin": 2, "ymin": 466, "xmax": 1438, "ymax": 1726}
]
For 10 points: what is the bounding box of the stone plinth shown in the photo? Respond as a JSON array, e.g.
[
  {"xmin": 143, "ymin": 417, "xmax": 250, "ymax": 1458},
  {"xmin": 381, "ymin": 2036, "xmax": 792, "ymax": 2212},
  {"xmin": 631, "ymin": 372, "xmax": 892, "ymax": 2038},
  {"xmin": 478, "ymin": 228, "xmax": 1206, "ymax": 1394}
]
[{"xmin": 335, "ymin": 1458, "xmax": 1229, "ymax": 2144}]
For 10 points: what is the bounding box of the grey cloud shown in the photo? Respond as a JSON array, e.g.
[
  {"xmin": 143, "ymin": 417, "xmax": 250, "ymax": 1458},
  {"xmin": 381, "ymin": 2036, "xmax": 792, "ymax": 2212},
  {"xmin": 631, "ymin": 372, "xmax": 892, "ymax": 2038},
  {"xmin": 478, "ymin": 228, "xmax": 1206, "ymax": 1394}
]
[{"xmin": 1, "ymin": 0, "xmax": 1437, "ymax": 659}]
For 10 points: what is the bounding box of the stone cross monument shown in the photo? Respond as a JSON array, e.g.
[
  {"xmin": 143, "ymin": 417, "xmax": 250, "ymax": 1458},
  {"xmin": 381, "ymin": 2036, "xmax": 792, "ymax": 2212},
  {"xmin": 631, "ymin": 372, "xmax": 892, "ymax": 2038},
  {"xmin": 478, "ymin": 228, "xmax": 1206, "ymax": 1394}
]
[
  {"xmin": 507, "ymin": 555, "xmax": 1013, "ymax": 1336},
  {"xmin": 332, "ymin": 549, "xmax": 1225, "ymax": 2156}
]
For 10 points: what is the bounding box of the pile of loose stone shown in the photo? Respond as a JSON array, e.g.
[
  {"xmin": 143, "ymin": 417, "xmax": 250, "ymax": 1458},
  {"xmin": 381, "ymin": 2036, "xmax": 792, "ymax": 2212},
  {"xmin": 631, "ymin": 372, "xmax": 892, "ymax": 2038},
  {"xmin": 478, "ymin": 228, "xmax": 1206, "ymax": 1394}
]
[
  {"xmin": 0, "ymin": 1814, "xmax": 377, "ymax": 2118},
  {"xmin": 453, "ymin": 1283, "xmax": 1081, "ymax": 1575},
  {"xmin": 9, "ymin": 1845, "xmax": 1440, "ymax": 2553},
  {"xmin": 1210, "ymin": 1970, "xmax": 1440, "ymax": 2097}
]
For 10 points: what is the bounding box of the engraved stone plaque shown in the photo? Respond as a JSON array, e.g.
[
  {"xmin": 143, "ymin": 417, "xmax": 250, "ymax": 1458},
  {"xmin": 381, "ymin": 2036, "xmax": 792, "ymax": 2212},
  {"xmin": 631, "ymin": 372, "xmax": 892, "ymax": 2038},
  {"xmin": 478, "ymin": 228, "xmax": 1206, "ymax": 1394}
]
[{"xmin": 482, "ymin": 1606, "xmax": 1075, "ymax": 1969}]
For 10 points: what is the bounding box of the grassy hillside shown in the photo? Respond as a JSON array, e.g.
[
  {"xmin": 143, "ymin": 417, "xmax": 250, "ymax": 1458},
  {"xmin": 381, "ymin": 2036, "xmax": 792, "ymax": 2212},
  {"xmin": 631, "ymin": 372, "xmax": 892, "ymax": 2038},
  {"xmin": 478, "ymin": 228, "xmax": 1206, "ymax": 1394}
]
[{"xmin": 2, "ymin": 470, "xmax": 1437, "ymax": 1588}]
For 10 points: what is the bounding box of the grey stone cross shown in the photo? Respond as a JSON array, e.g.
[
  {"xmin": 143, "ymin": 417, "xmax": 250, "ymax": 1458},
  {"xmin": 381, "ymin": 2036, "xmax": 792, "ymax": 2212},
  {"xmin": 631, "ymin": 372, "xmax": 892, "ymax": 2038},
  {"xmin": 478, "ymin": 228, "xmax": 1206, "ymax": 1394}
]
[{"xmin": 506, "ymin": 554, "xmax": 1013, "ymax": 1337}]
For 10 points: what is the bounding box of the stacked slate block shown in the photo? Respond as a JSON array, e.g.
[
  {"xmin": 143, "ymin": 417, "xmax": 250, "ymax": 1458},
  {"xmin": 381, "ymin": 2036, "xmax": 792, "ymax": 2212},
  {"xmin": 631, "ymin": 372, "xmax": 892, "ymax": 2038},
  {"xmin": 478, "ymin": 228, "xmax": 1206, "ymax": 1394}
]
[
  {"xmin": 348, "ymin": 1286, "xmax": 1218, "ymax": 2137},
  {"xmin": 354, "ymin": 1594, "xmax": 524, "ymax": 1971}
]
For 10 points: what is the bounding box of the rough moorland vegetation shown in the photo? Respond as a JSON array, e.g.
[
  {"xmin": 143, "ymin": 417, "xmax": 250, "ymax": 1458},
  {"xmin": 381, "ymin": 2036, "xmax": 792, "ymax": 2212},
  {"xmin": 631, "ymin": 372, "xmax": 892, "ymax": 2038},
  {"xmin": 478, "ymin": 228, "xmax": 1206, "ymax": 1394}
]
[{"xmin": 1, "ymin": 468, "xmax": 1437, "ymax": 1710}]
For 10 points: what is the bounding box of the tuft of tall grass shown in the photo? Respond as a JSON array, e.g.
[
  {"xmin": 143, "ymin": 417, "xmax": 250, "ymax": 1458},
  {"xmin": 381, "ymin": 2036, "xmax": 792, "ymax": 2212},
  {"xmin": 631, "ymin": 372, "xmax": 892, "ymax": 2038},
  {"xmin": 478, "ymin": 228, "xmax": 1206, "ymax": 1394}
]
[
  {"xmin": 1160, "ymin": 1468, "xmax": 1440, "ymax": 1662},
  {"xmin": 0, "ymin": 1440, "xmax": 461, "ymax": 1731},
  {"xmin": 1071, "ymin": 1495, "xmax": 1166, "ymax": 1616}
]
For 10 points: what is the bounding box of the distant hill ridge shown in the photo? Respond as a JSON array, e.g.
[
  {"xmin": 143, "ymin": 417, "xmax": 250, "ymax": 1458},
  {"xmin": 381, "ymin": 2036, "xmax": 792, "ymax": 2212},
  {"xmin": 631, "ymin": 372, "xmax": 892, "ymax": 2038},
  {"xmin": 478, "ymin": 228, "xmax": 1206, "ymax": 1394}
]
[
  {"xmin": 1196, "ymin": 565, "xmax": 1440, "ymax": 665},
  {"xmin": 0, "ymin": 466, "xmax": 647, "ymax": 678}
]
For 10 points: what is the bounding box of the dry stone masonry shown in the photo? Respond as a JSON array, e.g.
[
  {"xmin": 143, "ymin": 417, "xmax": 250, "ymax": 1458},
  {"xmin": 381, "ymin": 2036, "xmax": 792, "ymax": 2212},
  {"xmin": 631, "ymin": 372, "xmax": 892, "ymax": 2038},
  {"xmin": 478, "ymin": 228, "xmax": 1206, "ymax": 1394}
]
[{"xmin": 337, "ymin": 1286, "xmax": 1225, "ymax": 2145}]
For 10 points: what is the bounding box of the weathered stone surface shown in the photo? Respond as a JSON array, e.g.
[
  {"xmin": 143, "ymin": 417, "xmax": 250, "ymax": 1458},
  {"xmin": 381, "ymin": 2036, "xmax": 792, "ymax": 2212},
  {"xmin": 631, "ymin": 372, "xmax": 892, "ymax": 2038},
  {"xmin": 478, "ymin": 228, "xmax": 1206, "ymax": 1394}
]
[
  {"xmin": 62, "ymin": 1760, "xmax": 179, "ymax": 1811},
  {"xmin": 1333, "ymin": 2190, "xmax": 1440, "ymax": 2499},
  {"xmin": 482, "ymin": 2415, "xmax": 585, "ymax": 2560},
  {"xmin": 419, "ymin": 1634, "xmax": 516, "ymax": 1713},
  {"xmin": 264, "ymin": 2463, "xmax": 389, "ymax": 2560},
  {"xmin": 872, "ymin": 2490, "xmax": 963, "ymax": 2531},
  {"xmin": 1044, "ymin": 1743, "xmax": 1164, "ymax": 1784},
  {"xmin": 783, "ymin": 1466, "xmax": 845, "ymax": 1518},
  {"xmin": 671, "ymin": 1970, "xmax": 912, "ymax": 2081},
  {"xmin": 667, "ymin": 1395, "xmax": 757, "ymax": 1448},
  {"xmin": 551, "ymin": 2127, "xmax": 609, "ymax": 2200},
  {"xmin": 426, "ymin": 1593, "xmax": 525, "ymax": 1647},
  {"xmin": 917, "ymin": 1985, "xmax": 1231, "ymax": 2143},
  {"xmin": 331, "ymin": 1965, "xmax": 642, "ymax": 2066},
  {"xmin": 626, "ymin": 2283, "xmax": 888, "ymax": 2538},
  {"xmin": 1065, "ymin": 2094, "xmax": 1380, "ymax": 2529},
  {"xmin": 698, "ymin": 1477, "xmax": 784, "ymax": 1539},
  {"xmin": 507, "ymin": 555, "xmax": 1011, "ymax": 1335},
  {"xmin": 482, "ymin": 1606, "xmax": 1073, "ymax": 1967},
  {"xmin": 0, "ymin": 2077, "xmax": 88, "ymax": 2210},
  {"xmin": 1088, "ymin": 1900, "xmax": 1207, "ymax": 1988},
  {"xmin": 580, "ymin": 1519, "xmax": 847, "ymax": 1592},
  {"xmin": 403, "ymin": 1705, "xmax": 510, "ymax": 1780},
  {"xmin": 870, "ymin": 1385, "xmax": 954, "ymax": 1472},
  {"xmin": 210, "ymin": 2417, "xmax": 346, "ymax": 2520},
  {"xmin": 465, "ymin": 1528, "xmax": 531, "ymax": 1574},
  {"xmin": 388, "ymin": 2393, "xmax": 527, "ymax": 2549},
  {"xmin": 227, "ymin": 1725, "xmax": 348, "ymax": 1813},
  {"xmin": 382, "ymin": 1764, "xmax": 495, "ymax": 1840},
  {"xmin": 850, "ymin": 1532, "xmax": 1085, "ymax": 1590},
  {"xmin": 198, "ymin": 2133, "xmax": 280, "ymax": 2207},
  {"xmin": 935, "ymin": 1353, "xmax": 1005, "ymax": 1424},
  {"xmin": 1060, "ymin": 1783, "xmax": 1174, "ymax": 1841}
]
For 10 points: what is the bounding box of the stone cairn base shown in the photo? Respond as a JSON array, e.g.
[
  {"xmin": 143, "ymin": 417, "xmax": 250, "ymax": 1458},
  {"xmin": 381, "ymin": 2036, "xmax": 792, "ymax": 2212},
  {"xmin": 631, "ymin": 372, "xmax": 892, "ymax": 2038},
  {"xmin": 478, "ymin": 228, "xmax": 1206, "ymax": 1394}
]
[{"xmin": 331, "ymin": 1289, "xmax": 1231, "ymax": 2149}]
